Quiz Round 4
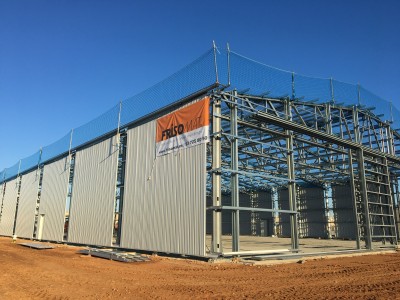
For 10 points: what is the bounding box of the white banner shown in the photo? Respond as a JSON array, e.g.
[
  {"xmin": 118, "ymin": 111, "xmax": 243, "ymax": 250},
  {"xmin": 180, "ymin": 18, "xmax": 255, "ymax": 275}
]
[{"xmin": 156, "ymin": 126, "xmax": 209, "ymax": 156}]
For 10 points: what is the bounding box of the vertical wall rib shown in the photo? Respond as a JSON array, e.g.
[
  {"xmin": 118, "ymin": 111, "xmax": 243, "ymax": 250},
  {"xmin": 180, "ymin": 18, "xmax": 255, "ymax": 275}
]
[
  {"xmin": 15, "ymin": 170, "xmax": 39, "ymax": 239},
  {"xmin": 0, "ymin": 179, "xmax": 19, "ymax": 236},
  {"xmin": 39, "ymin": 157, "xmax": 70, "ymax": 241},
  {"xmin": 67, "ymin": 136, "xmax": 118, "ymax": 246},
  {"xmin": 120, "ymin": 120, "xmax": 206, "ymax": 257}
]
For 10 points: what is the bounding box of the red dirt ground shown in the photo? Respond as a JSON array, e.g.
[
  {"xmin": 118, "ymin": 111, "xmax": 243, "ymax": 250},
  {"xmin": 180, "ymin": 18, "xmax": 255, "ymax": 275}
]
[{"xmin": 0, "ymin": 237, "xmax": 399, "ymax": 299}]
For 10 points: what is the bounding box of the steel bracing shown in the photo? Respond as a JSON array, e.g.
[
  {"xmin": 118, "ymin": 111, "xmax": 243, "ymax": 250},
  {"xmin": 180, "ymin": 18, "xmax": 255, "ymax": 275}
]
[{"xmin": 207, "ymin": 89, "xmax": 400, "ymax": 255}]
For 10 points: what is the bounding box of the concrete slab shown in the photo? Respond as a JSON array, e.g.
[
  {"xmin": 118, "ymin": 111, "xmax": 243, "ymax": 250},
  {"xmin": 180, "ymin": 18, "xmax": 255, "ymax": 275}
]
[
  {"xmin": 206, "ymin": 235, "xmax": 358, "ymax": 254},
  {"xmin": 244, "ymin": 250, "xmax": 397, "ymax": 266}
]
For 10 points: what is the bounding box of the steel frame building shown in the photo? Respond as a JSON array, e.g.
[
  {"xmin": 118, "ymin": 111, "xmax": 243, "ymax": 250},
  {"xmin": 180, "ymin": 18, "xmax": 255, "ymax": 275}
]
[
  {"xmin": 0, "ymin": 45, "xmax": 399, "ymax": 258},
  {"xmin": 207, "ymin": 90, "xmax": 400, "ymax": 255}
]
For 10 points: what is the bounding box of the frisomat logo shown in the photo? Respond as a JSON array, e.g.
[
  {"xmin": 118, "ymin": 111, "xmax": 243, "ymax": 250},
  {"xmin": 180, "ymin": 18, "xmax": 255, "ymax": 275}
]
[{"xmin": 161, "ymin": 124, "xmax": 184, "ymax": 141}]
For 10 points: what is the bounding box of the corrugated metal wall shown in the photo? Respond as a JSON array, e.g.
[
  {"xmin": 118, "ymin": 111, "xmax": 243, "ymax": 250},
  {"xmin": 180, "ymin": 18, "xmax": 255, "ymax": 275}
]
[
  {"xmin": 238, "ymin": 193, "xmax": 252, "ymax": 235},
  {"xmin": 278, "ymin": 187, "xmax": 327, "ymax": 238},
  {"xmin": 206, "ymin": 196, "xmax": 212, "ymax": 234},
  {"xmin": 221, "ymin": 194, "xmax": 232, "ymax": 235},
  {"xmin": 206, "ymin": 194, "xmax": 232, "ymax": 235},
  {"xmin": 215, "ymin": 193, "xmax": 252, "ymax": 236},
  {"xmin": 206, "ymin": 192, "xmax": 274, "ymax": 237},
  {"xmin": 120, "ymin": 121, "xmax": 206, "ymax": 257},
  {"xmin": 67, "ymin": 136, "xmax": 118, "ymax": 246},
  {"xmin": 0, "ymin": 178, "xmax": 19, "ymax": 236},
  {"xmin": 297, "ymin": 186, "xmax": 327, "ymax": 238},
  {"xmin": 15, "ymin": 170, "xmax": 39, "ymax": 239},
  {"xmin": 277, "ymin": 188, "xmax": 290, "ymax": 237},
  {"xmin": 254, "ymin": 191, "xmax": 274, "ymax": 236},
  {"xmin": 332, "ymin": 184, "xmax": 356, "ymax": 239},
  {"xmin": 39, "ymin": 157, "xmax": 70, "ymax": 241}
]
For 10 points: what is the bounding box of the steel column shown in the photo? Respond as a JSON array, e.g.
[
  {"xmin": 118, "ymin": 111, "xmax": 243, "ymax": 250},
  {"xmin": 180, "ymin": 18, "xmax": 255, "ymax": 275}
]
[
  {"xmin": 231, "ymin": 91, "xmax": 240, "ymax": 252},
  {"xmin": 212, "ymin": 98, "xmax": 222, "ymax": 254},
  {"xmin": 387, "ymin": 126, "xmax": 395, "ymax": 156},
  {"xmin": 0, "ymin": 182, "xmax": 5, "ymax": 223},
  {"xmin": 323, "ymin": 184, "xmax": 332, "ymax": 239},
  {"xmin": 286, "ymin": 99, "xmax": 299, "ymax": 250},
  {"xmin": 353, "ymin": 107, "xmax": 360, "ymax": 144},
  {"xmin": 384, "ymin": 157, "xmax": 398, "ymax": 245},
  {"xmin": 358, "ymin": 149, "xmax": 372, "ymax": 249},
  {"xmin": 12, "ymin": 174, "xmax": 22, "ymax": 236},
  {"xmin": 272, "ymin": 187, "xmax": 278, "ymax": 236},
  {"xmin": 348, "ymin": 149, "xmax": 361, "ymax": 249},
  {"xmin": 391, "ymin": 177, "xmax": 400, "ymax": 241}
]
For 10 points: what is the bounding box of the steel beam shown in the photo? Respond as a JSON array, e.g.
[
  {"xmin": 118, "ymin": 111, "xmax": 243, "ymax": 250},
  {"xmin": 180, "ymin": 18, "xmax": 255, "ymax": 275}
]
[{"xmin": 251, "ymin": 110, "xmax": 400, "ymax": 164}]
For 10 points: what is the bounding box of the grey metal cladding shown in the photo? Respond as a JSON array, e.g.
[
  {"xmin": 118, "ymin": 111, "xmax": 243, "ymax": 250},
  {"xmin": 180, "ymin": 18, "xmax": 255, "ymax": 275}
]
[
  {"xmin": 332, "ymin": 184, "xmax": 356, "ymax": 239},
  {"xmin": 67, "ymin": 136, "xmax": 118, "ymax": 246},
  {"xmin": 39, "ymin": 157, "xmax": 70, "ymax": 242},
  {"xmin": 120, "ymin": 121, "xmax": 206, "ymax": 257},
  {"xmin": 297, "ymin": 187, "xmax": 326, "ymax": 238},
  {"xmin": 0, "ymin": 178, "xmax": 19, "ymax": 236},
  {"xmin": 15, "ymin": 170, "xmax": 38, "ymax": 239}
]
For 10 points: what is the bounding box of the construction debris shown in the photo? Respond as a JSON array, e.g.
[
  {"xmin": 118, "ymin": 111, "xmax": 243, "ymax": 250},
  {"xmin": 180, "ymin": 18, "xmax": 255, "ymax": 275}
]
[
  {"xmin": 19, "ymin": 243, "xmax": 54, "ymax": 250},
  {"xmin": 78, "ymin": 248, "xmax": 151, "ymax": 263}
]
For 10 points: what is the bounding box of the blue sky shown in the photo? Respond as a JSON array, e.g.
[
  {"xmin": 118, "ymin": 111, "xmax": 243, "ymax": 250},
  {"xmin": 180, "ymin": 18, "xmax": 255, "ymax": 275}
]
[{"xmin": 0, "ymin": 0, "xmax": 399, "ymax": 169}]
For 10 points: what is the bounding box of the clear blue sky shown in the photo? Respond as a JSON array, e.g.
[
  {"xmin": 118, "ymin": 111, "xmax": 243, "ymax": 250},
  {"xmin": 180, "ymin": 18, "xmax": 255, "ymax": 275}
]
[{"xmin": 1, "ymin": 0, "xmax": 399, "ymax": 169}]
